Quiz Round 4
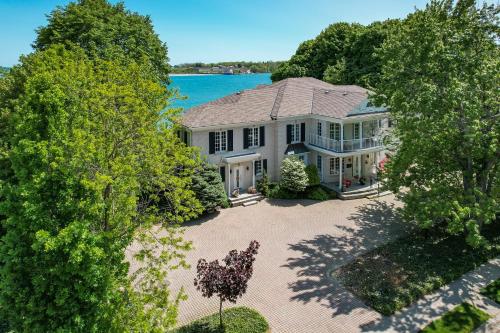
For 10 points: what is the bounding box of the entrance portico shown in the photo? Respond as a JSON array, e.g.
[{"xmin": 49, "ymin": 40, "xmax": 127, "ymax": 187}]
[{"xmin": 222, "ymin": 152, "xmax": 261, "ymax": 196}]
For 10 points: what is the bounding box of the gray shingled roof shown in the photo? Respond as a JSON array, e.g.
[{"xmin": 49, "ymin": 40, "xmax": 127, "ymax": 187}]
[{"xmin": 181, "ymin": 77, "xmax": 387, "ymax": 129}]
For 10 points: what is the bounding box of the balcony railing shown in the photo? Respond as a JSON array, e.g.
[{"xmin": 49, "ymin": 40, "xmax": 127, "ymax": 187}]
[{"xmin": 309, "ymin": 134, "xmax": 383, "ymax": 152}]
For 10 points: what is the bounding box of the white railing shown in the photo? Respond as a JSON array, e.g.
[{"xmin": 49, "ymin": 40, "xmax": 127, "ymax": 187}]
[
  {"xmin": 309, "ymin": 134, "xmax": 383, "ymax": 152},
  {"xmin": 309, "ymin": 134, "xmax": 341, "ymax": 151}
]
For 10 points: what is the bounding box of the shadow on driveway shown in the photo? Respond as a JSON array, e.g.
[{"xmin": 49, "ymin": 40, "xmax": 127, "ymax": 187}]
[{"xmin": 283, "ymin": 200, "xmax": 408, "ymax": 318}]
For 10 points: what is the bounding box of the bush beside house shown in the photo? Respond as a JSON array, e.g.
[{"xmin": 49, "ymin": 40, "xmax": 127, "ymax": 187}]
[
  {"xmin": 191, "ymin": 162, "xmax": 229, "ymax": 213},
  {"xmin": 279, "ymin": 157, "xmax": 309, "ymax": 193},
  {"xmin": 266, "ymin": 158, "xmax": 334, "ymax": 201}
]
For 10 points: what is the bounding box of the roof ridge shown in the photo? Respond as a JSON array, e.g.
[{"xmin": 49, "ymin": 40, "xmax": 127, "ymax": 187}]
[{"xmin": 270, "ymin": 80, "xmax": 287, "ymax": 119}]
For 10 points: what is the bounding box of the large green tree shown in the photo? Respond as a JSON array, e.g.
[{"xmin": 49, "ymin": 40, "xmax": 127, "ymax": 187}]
[
  {"xmin": 34, "ymin": 0, "xmax": 171, "ymax": 85},
  {"xmin": 0, "ymin": 44, "xmax": 201, "ymax": 332},
  {"xmin": 271, "ymin": 21, "xmax": 396, "ymax": 88},
  {"xmin": 376, "ymin": 0, "xmax": 499, "ymax": 247}
]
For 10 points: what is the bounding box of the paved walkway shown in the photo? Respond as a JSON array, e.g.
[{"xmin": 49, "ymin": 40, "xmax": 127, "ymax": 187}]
[{"xmin": 129, "ymin": 196, "xmax": 500, "ymax": 332}]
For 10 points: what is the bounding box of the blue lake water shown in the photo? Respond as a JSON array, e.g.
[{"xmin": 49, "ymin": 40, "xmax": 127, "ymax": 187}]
[{"xmin": 169, "ymin": 73, "xmax": 272, "ymax": 110}]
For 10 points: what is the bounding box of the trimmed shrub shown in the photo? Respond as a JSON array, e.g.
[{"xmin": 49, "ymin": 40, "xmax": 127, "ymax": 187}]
[
  {"xmin": 306, "ymin": 186, "xmax": 329, "ymax": 200},
  {"xmin": 305, "ymin": 164, "xmax": 320, "ymax": 186},
  {"xmin": 256, "ymin": 172, "xmax": 270, "ymax": 196},
  {"xmin": 191, "ymin": 162, "xmax": 229, "ymax": 213},
  {"xmin": 279, "ymin": 157, "xmax": 308, "ymax": 192}
]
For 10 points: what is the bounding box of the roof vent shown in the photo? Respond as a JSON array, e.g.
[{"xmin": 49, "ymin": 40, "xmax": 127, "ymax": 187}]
[
  {"xmin": 324, "ymin": 90, "xmax": 330, "ymax": 94},
  {"xmin": 342, "ymin": 91, "xmax": 348, "ymax": 96}
]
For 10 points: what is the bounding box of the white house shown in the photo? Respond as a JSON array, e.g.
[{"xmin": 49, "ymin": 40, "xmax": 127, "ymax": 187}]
[{"xmin": 180, "ymin": 77, "xmax": 390, "ymax": 199}]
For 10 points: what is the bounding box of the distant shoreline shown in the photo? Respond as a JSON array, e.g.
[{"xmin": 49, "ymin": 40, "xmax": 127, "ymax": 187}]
[{"xmin": 170, "ymin": 73, "xmax": 270, "ymax": 77}]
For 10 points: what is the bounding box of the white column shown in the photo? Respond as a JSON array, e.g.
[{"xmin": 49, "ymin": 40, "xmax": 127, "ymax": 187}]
[
  {"xmin": 357, "ymin": 154, "xmax": 361, "ymax": 177},
  {"xmin": 227, "ymin": 163, "xmax": 231, "ymax": 195},
  {"xmin": 339, "ymin": 157, "xmax": 343, "ymax": 191},
  {"xmin": 252, "ymin": 160, "xmax": 256, "ymax": 188},
  {"xmin": 359, "ymin": 121, "xmax": 363, "ymax": 149},
  {"xmin": 321, "ymin": 156, "xmax": 324, "ymax": 182},
  {"xmin": 340, "ymin": 123, "xmax": 344, "ymax": 152}
]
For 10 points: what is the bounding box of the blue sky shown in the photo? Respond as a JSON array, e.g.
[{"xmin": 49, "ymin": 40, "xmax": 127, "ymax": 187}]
[{"xmin": 0, "ymin": 0, "xmax": 430, "ymax": 66}]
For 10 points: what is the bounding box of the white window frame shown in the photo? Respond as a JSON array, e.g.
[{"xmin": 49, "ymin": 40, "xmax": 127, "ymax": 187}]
[
  {"xmin": 254, "ymin": 160, "xmax": 262, "ymax": 175},
  {"xmin": 248, "ymin": 127, "xmax": 260, "ymax": 148},
  {"xmin": 329, "ymin": 157, "xmax": 340, "ymax": 175},
  {"xmin": 317, "ymin": 121, "xmax": 322, "ymax": 137},
  {"xmin": 329, "ymin": 123, "xmax": 340, "ymax": 141},
  {"xmin": 291, "ymin": 123, "xmax": 301, "ymax": 143},
  {"xmin": 215, "ymin": 130, "xmax": 227, "ymax": 153},
  {"xmin": 353, "ymin": 123, "xmax": 360, "ymax": 140}
]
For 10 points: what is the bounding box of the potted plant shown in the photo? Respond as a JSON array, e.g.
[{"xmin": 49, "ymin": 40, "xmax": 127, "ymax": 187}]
[
  {"xmin": 247, "ymin": 186, "xmax": 257, "ymax": 194},
  {"xmin": 231, "ymin": 188, "xmax": 240, "ymax": 198}
]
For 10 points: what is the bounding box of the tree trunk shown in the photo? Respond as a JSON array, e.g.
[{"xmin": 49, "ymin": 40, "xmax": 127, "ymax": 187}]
[{"xmin": 219, "ymin": 297, "xmax": 223, "ymax": 328}]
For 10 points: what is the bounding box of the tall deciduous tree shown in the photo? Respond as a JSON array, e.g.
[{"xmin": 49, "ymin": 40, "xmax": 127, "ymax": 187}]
[
  {"xmin": 271, "ymin": 21, "xmax": 396, "ymax": 88},
  {"xmin": 376, "ymin": 0, "xmax": 499, "ymax": 247},
  {"xmin": 34, "ymin": 0, "xmax": 171, "ymax": 85},
  {"xmin": 0, "ymin": 45, "xmax": 201, "ymax": 332}
]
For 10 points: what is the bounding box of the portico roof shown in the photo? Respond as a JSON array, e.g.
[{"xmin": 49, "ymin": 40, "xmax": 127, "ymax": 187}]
[{"xmin": 222, "ymin": 152, "xmax": 261, "ymax": 164}]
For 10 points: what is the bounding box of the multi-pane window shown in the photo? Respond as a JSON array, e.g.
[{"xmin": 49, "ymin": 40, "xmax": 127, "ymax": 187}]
[
  {"xmin": 317, "ymin": 121, "xmax": 322, "ymax": 136},
  {"xmin": 317, "ymin": 155, "xmax": 322, "ymax": 174},
  {"xmin": 291, "ymin": 123, "xmax": 300, "ymax": 143},
  {"xmin": 329, "ymin": 123, "xmax": 341, "ymax": 141},
  {"xmin": 215, "ymin": 131, "xmax": 227, "ymax": 152},
  {"xmin": 329, "ymin": 157, "xmax": 340, "ymax": 175},
  {"xmin": 254, "ymin": 160, "xmax": 262, "ymax": 175},
  {"xmin": 353, "ymin": 123, "xmax": 360, "ymax": 140},
  {"xmin": 248, "ymin": 127, "xmax": 259, "ymax": 148}
]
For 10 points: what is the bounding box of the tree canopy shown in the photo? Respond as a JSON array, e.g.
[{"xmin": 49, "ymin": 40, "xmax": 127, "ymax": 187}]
[
  {"xmin": 376, "ymin": 0, "xmax": 499, "ymax": 247},
  {"xmin": 0, "ymin": 44, "xmax": 202, "ymax": 332},
  {"xmin": 271, "ymin": 20, "xmax": 397, "ymax": 88},
  {"xmin": 34, "ymin": 0, "xmax": 171, "ymax": 85}
]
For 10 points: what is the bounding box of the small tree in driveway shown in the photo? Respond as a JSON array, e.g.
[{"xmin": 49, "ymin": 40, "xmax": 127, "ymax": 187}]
[{"xmin": 194, "ymin": 240, "xmax": 260, "ymax": 327}]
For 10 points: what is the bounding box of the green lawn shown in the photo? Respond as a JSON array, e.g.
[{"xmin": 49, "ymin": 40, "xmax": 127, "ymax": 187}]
[
  {"xmin": 480, "ymin": 278, "xmax": 500, "ymax": 304},
  {"xmin": 420, "ymin": 302, "xmax": 490, "ymax": 333},
  {"xmin": 334, "ymin": 223, "xmax": 500, "ymax": 315},
  {"xmin": 173, "ymin": 307, "xmax": 269, "ymax": 333}
]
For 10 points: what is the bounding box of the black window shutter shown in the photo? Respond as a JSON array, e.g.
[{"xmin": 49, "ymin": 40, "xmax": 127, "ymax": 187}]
[
  {"xmin": 243, "ymin": 128, "xmax": 249, "ymax": 149},
  {"xmin": 227, "ymin": 130, "xmax": 233, "ymax": 151},
  {"xmin": 300, "ymin": 122, "xmax": 306, "ymax": 142},
  {"xmin": 219, "ymin": 166, "xmax": 226, "ymax": 182},
  {"xmin": 254, "ymin": 161, "xmax": 259, "ymax": 175},
  {"xmin": 209, "ymin": 132, "xmax": 215, "ymax": 154},
  {"xmin": 286, "ymin": 125, "xmax": 292, "ymax": 144},
  {"xmin": 183, "ymin": 131, "xmax": 188, "ymax": 144},
  {"xmin": 263, "ymin": 159, "xmax": 267, "ymax": 173},
  {"xmin": 259, "ymin": 126, "xmax": 265, "ymax": 147},
  {"xmin": 176, "ymin": 130, "xmax": 181, "ymax": 139}
]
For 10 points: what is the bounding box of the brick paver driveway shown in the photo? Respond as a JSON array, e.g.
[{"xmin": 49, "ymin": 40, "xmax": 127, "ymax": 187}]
[{"xmin": 166, "ymin": 196, "xmax": 407, "ymax": 332}]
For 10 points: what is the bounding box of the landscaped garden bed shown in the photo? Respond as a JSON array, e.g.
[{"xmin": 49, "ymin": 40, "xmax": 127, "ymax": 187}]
[
  {"xmin": 173, "ymin": 307, "xmax": 269, "ymax": 333},
  {"xmin": 420, "ymin": 302, "xmax": 490, "ymax": 333},
  {"xmin": 334, "ymin": 224, "xmax": 500, "ymax": 315},
  {"xmin": 480, "ymin": 278, "xmax": 500, "ymax": 304}
]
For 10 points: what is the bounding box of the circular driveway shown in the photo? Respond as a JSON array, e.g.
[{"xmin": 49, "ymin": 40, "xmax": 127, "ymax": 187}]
[{"xmin": 161, "ymin": 196, "xmax": 406, "ymax": 332}]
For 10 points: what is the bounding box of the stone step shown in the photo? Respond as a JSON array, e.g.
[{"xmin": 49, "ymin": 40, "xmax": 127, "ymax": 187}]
[
  {"xmin": 229, "ymin": 193, "xmax": 264, "ymax": 207},
  {"xmin": 242, "ymin": 200, "xmax": 258, "ymax": 207},
  {"xmin": 338, "ymin": 189, "xmax": 377, "ymax": 200}
]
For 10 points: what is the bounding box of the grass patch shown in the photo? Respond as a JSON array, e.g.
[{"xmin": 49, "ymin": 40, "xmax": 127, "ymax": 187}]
[
  {"xmin": 420, "ymin": 302, "xmax": 490, "ymax": 333},
  {"xmin": 480, "ymin": 278, "xmax": 500, "ymax": 304},
  {"xmin": 173, "ymin": 307, "xmax": 269, "ymax": 333},
  {"xmin": 334, "ymin": 224, "xmax": 500, "ymax": 315}
]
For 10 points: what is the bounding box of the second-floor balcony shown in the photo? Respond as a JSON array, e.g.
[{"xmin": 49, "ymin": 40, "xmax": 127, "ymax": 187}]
[{"xmin": 309, "ymin": 134, "xmax": 383, "ymax": 153}]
